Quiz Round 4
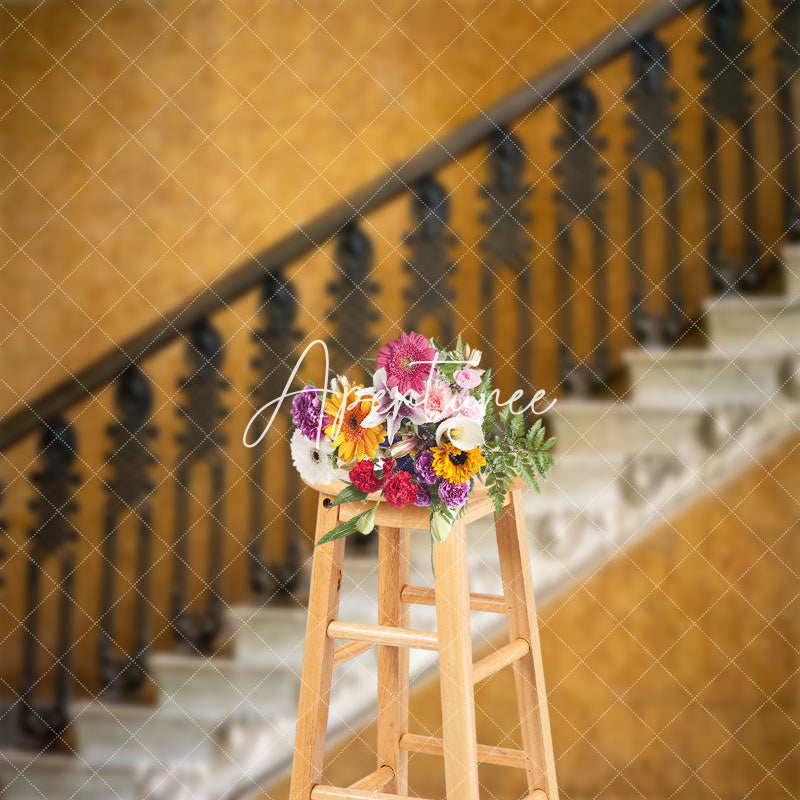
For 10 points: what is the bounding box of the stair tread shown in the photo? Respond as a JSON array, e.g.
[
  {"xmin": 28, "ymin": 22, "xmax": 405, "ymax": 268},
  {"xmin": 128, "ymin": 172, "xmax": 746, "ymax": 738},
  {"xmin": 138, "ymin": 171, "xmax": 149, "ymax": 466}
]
[
  {"xmin": 0, "ymin": 747, "xmax": 137, "ymax": 774},
  {"xmin": 703, "ymin": 293, "xmax": 800, "ymax": 312},
  {"xmin": 624, "ymin": 347, "xmax": 788, "ymax": 364},
  {"xmin": 69, "ymin": 698, "xmax": 222, "ymax": 726}
]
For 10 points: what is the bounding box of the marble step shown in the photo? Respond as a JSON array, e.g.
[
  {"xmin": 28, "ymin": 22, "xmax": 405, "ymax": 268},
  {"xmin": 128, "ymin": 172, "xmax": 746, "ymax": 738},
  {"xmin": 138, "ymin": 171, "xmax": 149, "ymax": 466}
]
[
  {"xmin": 782, "ymin": 242, "xmax": 800, "ymax": 296},
  {"xmin": 549, "ymin": 399, "xmax": 714, "ymax": 460},
  {"xmin": 149, "ymin": 653, "xmax": 299, "ymax": 721},
  {"xmin": 703, "ymin": 295, "xmax": 800, "ymax": 351},
  {"xmin": 69, "ymin": 699, "xmax": 228, "ymax": 768},
  {"xmin": 225, "ymin": 605, "xmax": 309, "ymax": 666},
  {"xmin": 0, "ymin": 748, "xmax": 174, "ymax": 800},
  {"xmin": 525, "ymin": 452, "xmax": 626, "ymax": 511},
  {"xmin": 623, "ymin": 348, "xmax": 791, "ymax": 405}
]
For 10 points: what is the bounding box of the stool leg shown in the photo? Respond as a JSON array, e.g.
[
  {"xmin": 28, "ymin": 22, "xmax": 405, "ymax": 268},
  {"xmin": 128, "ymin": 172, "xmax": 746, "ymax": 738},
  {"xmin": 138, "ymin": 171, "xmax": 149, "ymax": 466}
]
[
  {"xmin": 290, "ymin": 496, "xmax": 345, "ymax": 800},
  {"xmin": 495, "ymin": 489, "xmax": 558, "ymax": 800},
  {"xmin": 433, "ymin": 518, "xmax": 480, "ymax": 800},
  {"xmin": 377, "ymin": 526, "xmax": 411, "ymax": 793}
]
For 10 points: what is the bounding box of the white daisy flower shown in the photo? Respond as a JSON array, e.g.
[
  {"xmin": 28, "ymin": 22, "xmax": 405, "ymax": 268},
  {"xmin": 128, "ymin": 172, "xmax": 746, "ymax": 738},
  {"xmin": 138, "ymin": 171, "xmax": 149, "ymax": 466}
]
[{"xmin": 290, "ymin": 429, "xmax": 337, "ymax": 485}]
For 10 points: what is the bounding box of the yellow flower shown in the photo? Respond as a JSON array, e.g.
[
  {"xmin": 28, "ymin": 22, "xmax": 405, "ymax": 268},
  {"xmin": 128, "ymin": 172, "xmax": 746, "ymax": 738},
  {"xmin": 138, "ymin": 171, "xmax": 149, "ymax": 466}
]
[
  {"xmin": 431, "ymin": 443, "xmax": 486, "ymax": 484},
  {"xmin": 324, "ymin": 387, "xmax": 384, "ymax": 463}
]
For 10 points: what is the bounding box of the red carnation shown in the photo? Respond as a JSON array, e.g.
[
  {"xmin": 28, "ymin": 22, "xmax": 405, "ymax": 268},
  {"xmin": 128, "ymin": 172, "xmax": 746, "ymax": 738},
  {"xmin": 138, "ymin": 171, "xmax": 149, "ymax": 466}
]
[
  {"xmin": 383, "ymin": 470, "xmax": 418, "ymax": 509},
  {"xmin": 381, "ymin": 458, "xmax": 396, "ymax": 478},
  {"xmin": 349, "ymin": 459, "xmax": 383, "ymax": 493}
]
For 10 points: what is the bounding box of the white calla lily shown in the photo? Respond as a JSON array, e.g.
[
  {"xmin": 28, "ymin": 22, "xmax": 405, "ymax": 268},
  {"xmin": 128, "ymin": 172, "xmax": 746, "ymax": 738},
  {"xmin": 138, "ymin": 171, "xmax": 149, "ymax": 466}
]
[
  {"xmin": 435, "ymin": 416, "xmax": 484, "ymax": 450},
  {"xmin": 465, "ymin": 348, "xmax": 482, "ymax": 368},
  {"xmin": 430, "ymin": 512, "xmax": 453, "ymax": 543}
]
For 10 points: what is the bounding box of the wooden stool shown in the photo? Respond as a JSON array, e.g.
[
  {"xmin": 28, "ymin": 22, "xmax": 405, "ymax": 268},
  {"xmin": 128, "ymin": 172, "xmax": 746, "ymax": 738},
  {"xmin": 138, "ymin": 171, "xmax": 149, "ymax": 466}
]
[{"xmin": 289, "ymin": 482, "xmax": 558, "ymax": 800}]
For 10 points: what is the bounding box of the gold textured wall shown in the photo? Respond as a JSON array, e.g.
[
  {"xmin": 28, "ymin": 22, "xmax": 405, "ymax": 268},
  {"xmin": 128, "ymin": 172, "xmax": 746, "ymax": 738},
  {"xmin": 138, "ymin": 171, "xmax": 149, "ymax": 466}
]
[{"xmin": 0, "ymin": 0, "xmax": 790, "ymax": 696}]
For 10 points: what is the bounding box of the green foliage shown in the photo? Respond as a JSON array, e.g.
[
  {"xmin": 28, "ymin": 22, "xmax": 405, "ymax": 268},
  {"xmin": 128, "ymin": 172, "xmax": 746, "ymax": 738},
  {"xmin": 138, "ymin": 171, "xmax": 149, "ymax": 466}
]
[
  {"xmin": 330, "ymin": 484, "xmax": 368, "ymax": 506},
  {"xmin": 316, "ymin": 509, "xmax": 374, "ymax": 545},
  {"xmin": 481, "ymin": 403, "xmax": 556, "ymax": 516}
]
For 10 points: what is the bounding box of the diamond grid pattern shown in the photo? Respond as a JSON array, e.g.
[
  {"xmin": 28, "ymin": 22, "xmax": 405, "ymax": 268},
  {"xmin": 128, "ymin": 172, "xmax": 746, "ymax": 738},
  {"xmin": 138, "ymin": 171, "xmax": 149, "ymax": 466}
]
[{"xmin": 0, "ymin": 0, "xmax": 799, "ymax": 799}]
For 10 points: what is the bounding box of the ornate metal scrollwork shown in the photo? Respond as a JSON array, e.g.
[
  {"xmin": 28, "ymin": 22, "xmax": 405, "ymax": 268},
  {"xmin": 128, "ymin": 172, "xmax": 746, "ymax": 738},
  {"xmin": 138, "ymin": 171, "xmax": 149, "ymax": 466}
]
[
  {"xmin": 20, "ymin": 418, "xmax": 80, "ymax": 745},
  {"xmin": 403, "ymin": 177, "xmax": 457, "ymax": 344},
  {"xmin": 478, "ymin": 128, "xmax": 534, "ymax": 378},
  {"xmin": 327, "ymin": 221, "xmax": 379, "ymax": 380},
  {"xmin": 552, "ymin": 81, "xmax": 611, "ymax": 395},
  {"xmin": 626, "ymin": 34, "xmax": 684, "ymax": 345},
  {"xmin": 772, "ymin": 0, "xmax": 800, "ymax": 241},
  {"xmin": 250, "ymin": 269, "xmax": 305, "ymax": 597},
  {"xmin": 171, "ymin": 319, "xmax": 229, "ymax": 652},
  {"xmin": 699, "ymin": 0, "xmax": 762, "ymax": 291},
  {"xmin": 99, "ymin": 366, "xmax": 156, "ymax": 696},
  {"xmin": 0, "ymin": 483, "xmax": 5, "ymax": 590}
]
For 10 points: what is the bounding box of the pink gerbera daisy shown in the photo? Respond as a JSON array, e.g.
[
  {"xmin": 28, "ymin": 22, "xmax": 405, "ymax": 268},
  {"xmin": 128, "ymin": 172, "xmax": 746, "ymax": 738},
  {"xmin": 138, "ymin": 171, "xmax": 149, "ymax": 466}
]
[{"xmin": 376, "ymin": 331, "xmax": 436, "ymax": 395}]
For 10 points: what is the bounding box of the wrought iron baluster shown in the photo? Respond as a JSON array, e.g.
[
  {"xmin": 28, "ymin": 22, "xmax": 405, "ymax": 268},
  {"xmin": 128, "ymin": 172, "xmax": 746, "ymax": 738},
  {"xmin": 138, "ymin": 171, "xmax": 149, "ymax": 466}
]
[
  {"xmin": 251, "ymin": 269, "xmax": 303, "ymax": 597},
  {"xmin": 478, "ymin": 128, "xmax": 534, "ymax": 378},
  {"xmin": 772, "ymin": 0, "xmax": 800, "ymax": 241},
  {"xmin": 327, "ymin": 221, "xmax": 379, "ymax": 380},
  {"xmin": 700, "ymin": 0, "xmax": 761, "ymax": 291},
  {"xmin": 171, "ymin": 319, "xmax": 229, "ymax": 652},
  {"xmin": 20, "ymin": 418, "xmax": 79, "ymax": 746},
  {"xmin": 626, "ymin": 33, "xmax": 684, "ymax": 345},
  {"xmin": 99, "ymin": 366, "xmax": 156, "ymax": 696},
  {"xmin": 552, "ymin": 81, "xmax": 610, "ymax": 395},
  {"xmin": 403, "ymin": 177, "xmax": 457, "ymax": 344},
  {"xmin": 0, "ymin": 483, "xmax": 5, "ymax": 589}
]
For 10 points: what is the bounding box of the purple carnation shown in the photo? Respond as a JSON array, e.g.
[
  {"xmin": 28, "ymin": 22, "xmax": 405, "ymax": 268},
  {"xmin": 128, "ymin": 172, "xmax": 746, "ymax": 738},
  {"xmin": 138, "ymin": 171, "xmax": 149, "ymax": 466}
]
[
  {"xmin": 438, "ymin": 480, "xmax": 469, "ymax": 508},
  {"xmin": 414, "ymin": 450, "xmax": 437, "ymax": 485},
  {"xmin": 414, "ymin": 484, "xmax": 432, "ymax": 507},
  {"xmin": 291, "ymin": 386, "xmax": 329, "ymax": 441}
]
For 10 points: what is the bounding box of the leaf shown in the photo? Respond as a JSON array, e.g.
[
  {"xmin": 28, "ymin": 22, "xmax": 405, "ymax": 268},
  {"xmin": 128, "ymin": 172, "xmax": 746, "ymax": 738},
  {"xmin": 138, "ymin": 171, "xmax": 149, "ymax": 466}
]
[
  {"xmin": 316, "ymin": 509, "xmax": 373, "ymax": 545},
  {"xmin": 330, "ymin": 484, "xmax": 369, "ymax": 507}
]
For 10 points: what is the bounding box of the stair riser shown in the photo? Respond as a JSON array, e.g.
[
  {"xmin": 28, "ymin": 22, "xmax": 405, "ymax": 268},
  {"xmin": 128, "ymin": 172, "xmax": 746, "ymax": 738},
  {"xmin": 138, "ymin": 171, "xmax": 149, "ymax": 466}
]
[
  {"xmin": 228, "ymin": 609, "xmax": 308, "ymax": 666},
  {"xmin": 551, "ymin": 407, "xmax": 708, "ymax": 458},
  {"xmin": 782, "ymin": 244, "xmax": 800, "ymax": 296},
  {"xmin": 0, "ymin": 768, "xmax": 141, "ymax": 800},
  {"xmin": 73, "ymin": 713, "xmax": 220, "ymax": 767},
  {"xmin": 529, "ymin": 458, "xmax": 624, "ymax": 510},
  {"xmin": 627, "ymin": 358, "xmax": 782, "ymax": 404},
  {"xmin": 706, "ymin": 303, "xmax": 800, "ymax": 351},
  {"xmin": 153, "ymin": 664, "xmax": 299, "ymax": 719}
]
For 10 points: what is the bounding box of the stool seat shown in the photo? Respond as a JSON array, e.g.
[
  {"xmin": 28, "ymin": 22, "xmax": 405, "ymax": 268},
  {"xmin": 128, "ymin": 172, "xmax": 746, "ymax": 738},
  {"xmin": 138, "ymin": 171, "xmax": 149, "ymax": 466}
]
[
  {"xmin": 289, "ymin": 484, "xmax": 559, "ymax": 800},
  {"xmin": 301, "ymin": 476, "xmax": 527, "ymax": 529}
]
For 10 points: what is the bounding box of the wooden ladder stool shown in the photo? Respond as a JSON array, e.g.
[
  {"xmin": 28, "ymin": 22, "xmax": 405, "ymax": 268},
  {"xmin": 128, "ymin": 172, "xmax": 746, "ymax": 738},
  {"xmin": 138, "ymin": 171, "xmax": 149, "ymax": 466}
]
[{"xmin": 289, "ymin": 482, "xmax": 558, "ymax": 800}]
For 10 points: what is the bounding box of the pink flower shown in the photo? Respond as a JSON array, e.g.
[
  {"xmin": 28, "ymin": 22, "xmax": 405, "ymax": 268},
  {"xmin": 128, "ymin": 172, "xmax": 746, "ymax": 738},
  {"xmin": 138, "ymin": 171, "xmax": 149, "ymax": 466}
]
[
  {"xmin": 420, "ymin": 377, "xmax": 454, "ymax": 422},
  {"xmin": 453, "ymin": 392, "xmax": 486, "ymax": 423},
  {"xmin": 454, "ymin": 367, "xmax": 483, "ymax": 389},
  {"xmin": 376, "ymin": 332, "xmax": 436, "ymax": 395}
]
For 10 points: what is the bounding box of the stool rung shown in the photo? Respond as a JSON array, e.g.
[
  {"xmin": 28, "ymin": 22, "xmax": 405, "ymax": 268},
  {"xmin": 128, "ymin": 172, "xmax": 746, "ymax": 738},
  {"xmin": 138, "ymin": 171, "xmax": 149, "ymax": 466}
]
[
  {"xmin": 312, "ymin": 787, "xmax": 432, "ymax": 800},
  {"xmin": 333, "ymin": 639, "xmax": 375, "ymax": 667},
  {"xmin": 348, "ymin": 766, "xmax": 394, "ymax": 791},
  {"xmin": 400, "ymin": 585, "xmax": 507, "ymax": 614},
  {"xmin": 399, "ymin": 732, "xmax": 527, "ymax": 769},
  {"xmin": 473, "ymin": 637, "xmax": 530, "ymax": 684},
  {"xmin": 327, "ymin": 620, "xmax": 438, "ymax": 651}
]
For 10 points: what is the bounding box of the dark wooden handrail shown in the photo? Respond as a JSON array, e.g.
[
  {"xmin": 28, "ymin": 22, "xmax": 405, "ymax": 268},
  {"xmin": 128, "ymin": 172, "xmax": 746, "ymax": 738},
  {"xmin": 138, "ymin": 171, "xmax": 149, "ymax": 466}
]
[{"xmin": 0, "ymin": 0, "xmax": 700, "ymax": 451}]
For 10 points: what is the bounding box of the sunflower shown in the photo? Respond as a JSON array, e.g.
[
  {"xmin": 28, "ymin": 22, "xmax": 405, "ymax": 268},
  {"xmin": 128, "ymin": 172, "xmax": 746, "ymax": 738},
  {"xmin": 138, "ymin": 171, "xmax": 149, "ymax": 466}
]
[
  {"xmin": 431, "ymin": 442, "xmax": 486, "ymax": 484},
  {"xmin": 324, "ymin": 388, "xmax": 384, "ymax": 463}
]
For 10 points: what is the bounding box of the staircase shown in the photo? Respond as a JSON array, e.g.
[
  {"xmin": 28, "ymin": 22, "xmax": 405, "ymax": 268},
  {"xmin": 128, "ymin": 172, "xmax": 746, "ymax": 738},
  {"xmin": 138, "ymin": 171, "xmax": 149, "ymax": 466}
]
[
  {"xmin": 1, "ymin": 0, "xmax": 798, "ymax": 796},
  {"xmin": 1, "ymin": 241, "xmax": 798, "ymax": 799}
]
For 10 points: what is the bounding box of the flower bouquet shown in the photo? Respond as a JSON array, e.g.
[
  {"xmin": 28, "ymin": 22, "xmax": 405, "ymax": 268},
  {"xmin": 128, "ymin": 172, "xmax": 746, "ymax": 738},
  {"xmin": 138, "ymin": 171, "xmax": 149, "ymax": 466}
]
[{"xmin": 289, "ymin": 332, "xmax": 555, "ymax": 544}]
